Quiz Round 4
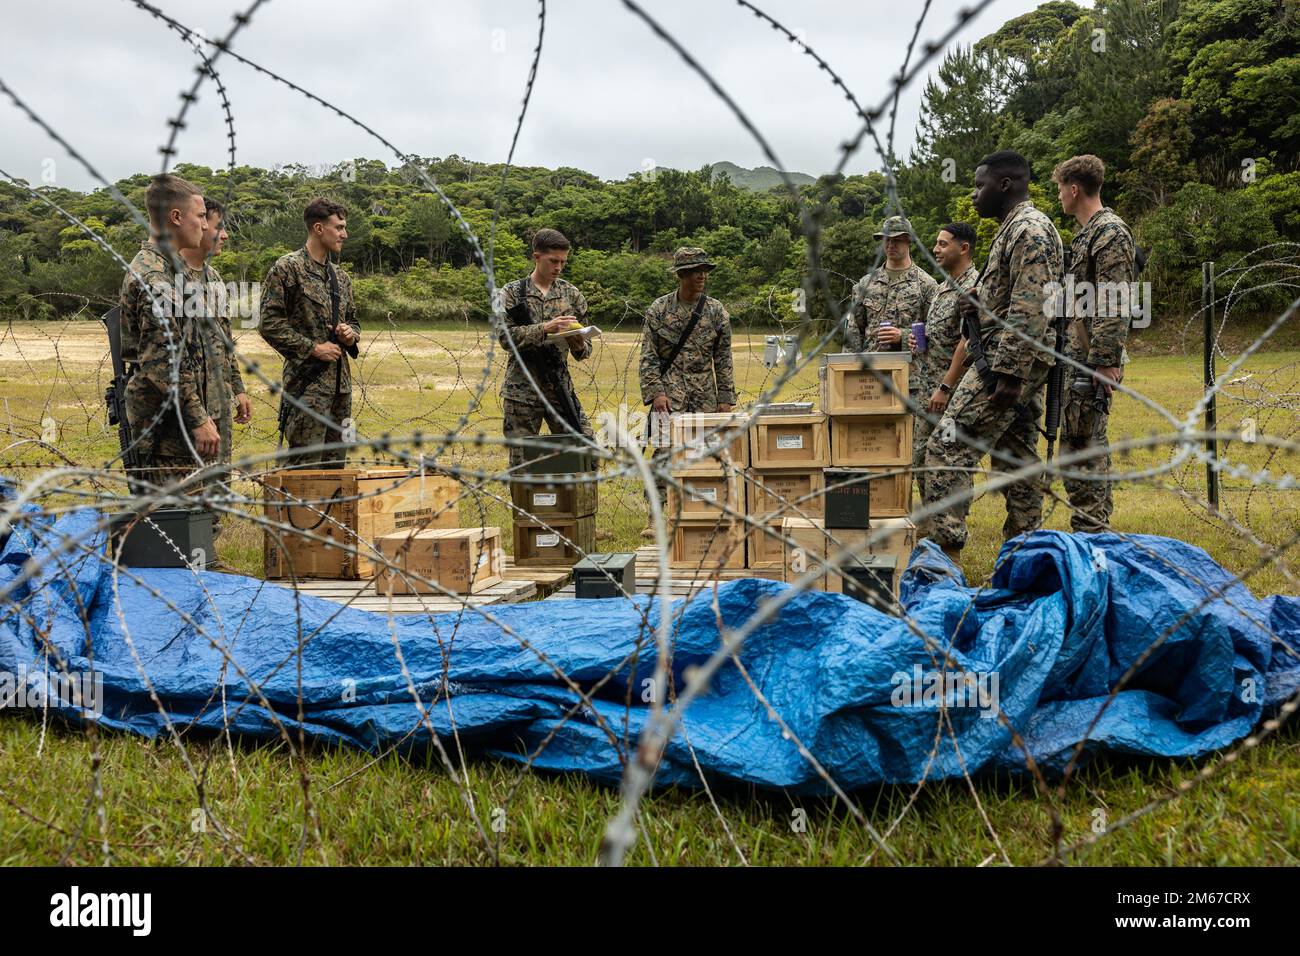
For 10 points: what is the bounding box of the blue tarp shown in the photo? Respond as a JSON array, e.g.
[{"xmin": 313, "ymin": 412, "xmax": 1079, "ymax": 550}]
[{"xmin": 2, "ymin": 500, "xmax": 1298, "ymax": 792}]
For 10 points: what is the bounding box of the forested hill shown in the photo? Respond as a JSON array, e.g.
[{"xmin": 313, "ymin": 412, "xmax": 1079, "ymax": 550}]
[{"xmin": 1, "ymin": 0, "xmax": 1296, "ymax": 330}]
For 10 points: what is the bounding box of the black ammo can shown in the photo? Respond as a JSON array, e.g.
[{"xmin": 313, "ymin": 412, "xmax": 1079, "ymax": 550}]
[
  {"xmin": 841, "ymin": 554, "xmax": 897, "ymax": 612},
  {"xmin": 108, "ymin": 509, "xmax": 215, "ymax": 569},
  {"xmin": 573, "ymin": 552, "xmax": 637, "ymax": 598},
  {"xmin": 823, "ymin": 468, "xmax": 872, "ymax": 529},
  {"xmin": 521, "ymin": 435, "xmax": 595, "ymax": 476}
]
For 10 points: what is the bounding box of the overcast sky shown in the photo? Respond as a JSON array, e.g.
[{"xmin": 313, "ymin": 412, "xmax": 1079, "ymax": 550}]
[{"xmin": 1, "ymin": 0, "xmax": 1050, "ymax": 193}]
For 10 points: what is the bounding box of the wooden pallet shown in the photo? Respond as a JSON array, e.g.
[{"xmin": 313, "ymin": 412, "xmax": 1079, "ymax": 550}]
[
  {"xmin": 546, "ymin": 546, "xmax": 781, "ymax": 600},
  {"xmin": 501, "ymin": 557, "xmax": 573, "ymax": 596},
  {"xmin": 271, "ymin": 576, "xmax": 537, "ymax": 616}
]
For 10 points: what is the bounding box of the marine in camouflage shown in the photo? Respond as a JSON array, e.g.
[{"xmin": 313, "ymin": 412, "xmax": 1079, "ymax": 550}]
[
  {"xmin": 259, "ymin": 246, "xmax": 360, "ymax": 470},
  {"xmin": 497, "ymin": 275, "xmax": 593, "ymax": 470},
  {"xmin": 1060, "ymin": 206, "xmax": 1137, "ymax": 532}
]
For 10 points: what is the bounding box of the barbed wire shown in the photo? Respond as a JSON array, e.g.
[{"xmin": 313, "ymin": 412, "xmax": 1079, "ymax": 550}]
[{"xmin": 0, "ymin": 0, "xmax": 1297, "ymax": 869}]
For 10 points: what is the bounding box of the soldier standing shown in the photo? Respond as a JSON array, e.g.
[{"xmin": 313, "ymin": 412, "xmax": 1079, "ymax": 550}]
[
  {"xmin": 638, "ymin": 247, "xmax": 735, "ymax": 533},
  {"xmin": 922, "ymin": 150, "xmax": 1064, "ymax": 563},
  {"xmin": 178, "ymin": 197, "xmax": 252, "ymax": 469},
  {"xmin": 259, "ymin": 198, "xmax": 360, "ymax": 471},
  {"xmin": 119, "ymin": 173, "xmax": 219, "ymax": 491},
  {"xmin": 915, "ymin": 222, "xmax": 979, "ymax": 506},
  {"xmin": 498, "ymin": 228, "xmax": 594, "ymax": 471},
  {"xmin": 844, "ymin": 215, "xmax": 937, "ymax": 479},
  {"xmin": 1053, "ymin": 154, "xmax": 1137, "ymax": 532}
]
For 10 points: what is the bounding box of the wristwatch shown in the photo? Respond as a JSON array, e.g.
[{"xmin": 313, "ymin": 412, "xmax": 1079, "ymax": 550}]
[{"xmin": 938, "ymin": 382, "xmax": 953, "ymax": 395}]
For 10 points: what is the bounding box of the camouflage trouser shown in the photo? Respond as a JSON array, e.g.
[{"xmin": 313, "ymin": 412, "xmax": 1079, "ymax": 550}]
[
  {"xmin": 502, "ymin": 395, "xmax": 593, "ymax": 472},
  {"xmin": 922, "ymin": 364, "xmax": 1049, "ymax": 551},
  {"xmin": 1061, "ymin": 386, "xmax": 1114, "ymax": 532},
  {"xmin": 280, "ymin": 387, "xmax": 351, "ymax": 471}
]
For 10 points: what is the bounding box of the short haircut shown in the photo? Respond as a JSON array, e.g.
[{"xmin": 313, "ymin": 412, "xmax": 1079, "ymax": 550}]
[
  {"xmin": 304, "ymin": 197, "xmax": 347, "ymax": 228},
  {"xmin": 977, "ymin": 149, "xmax": 1031, "ymax": 181},
  {"xmin": 1052, "ymin": 154, "xmax": 1105, "ymax": 196},
  {"xmin": 532, "ymin": 228, "xmax": 570, "ymax": 254},
  {"xmin": 203, "ymin": 197, "xmax": 225, "ymax": 219},
  {"xmin": 940, "ymin": 222, "xmax": 977, "ymax": 250},
  {"xmin": 144, "ymin": 174, "xmax": 202, "ymax": 229}
]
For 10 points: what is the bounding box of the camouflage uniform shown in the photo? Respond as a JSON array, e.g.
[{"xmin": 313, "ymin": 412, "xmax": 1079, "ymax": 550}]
[
  {"xmin": 1061, "ymin": 207, "xmax": 1136, "ymax": 532},
  {"xmin": 498, "ymin": 275, "xmax": 593, "ymax": 471},
  {"xmin": 638, "ymin": 292, "xmax": 735, "ymax": 412},
  {"xmin": 259, "ymin": 247, "xmax": 359, "ymax": 471},
  {"xmin": 183, "ymin": 261, "xmax": 246, "ymax": 463},
  {"xmin": 923, "ymin": 200, "xmax": 1063, "ymax": 551},
  {"xmin": 639, "ymin": 248, "xmax": 736, "ymax": 509},
  {"xmin": 119, "ymin": 241, "xmax": 212, "ymax": 492},
  {"xmin": 914, "ymin": 262, "xmax": 979, "ymax": 504}
]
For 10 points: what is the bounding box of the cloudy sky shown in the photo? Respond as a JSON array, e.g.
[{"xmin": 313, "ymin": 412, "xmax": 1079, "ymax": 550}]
[{"xmin": 1, "ymin": 0, "xmax": 1048, "ymax": 193}]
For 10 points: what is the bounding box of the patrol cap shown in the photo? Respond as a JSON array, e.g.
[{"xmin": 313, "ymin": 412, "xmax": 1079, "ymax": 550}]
[
  {"xmin": 670, "ymin": 247, "xmax": 716, "ymax": 273},
  {"xmin": 873, "ymin": 216, "xmax": 915, "ymax": 241}
]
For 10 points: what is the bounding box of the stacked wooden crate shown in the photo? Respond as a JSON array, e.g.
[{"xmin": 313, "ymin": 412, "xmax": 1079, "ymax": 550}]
[
  {"xmin": 775, "ymin": 352, "xmax": 919, "ymax": 604},
  {"xmin": 742, "ymin": 403, "xmax": 828, "ymax": 571},
  {"xmin": 666, "ymin": 412, "xmax": 749, "ymax": 570},
  {"xmin": 511, "ymin": 439, "xmax": 597, "ymax": 566},
  {"xmin": 263, "ymin": 467, "xmax": 460, "ymax": 579}
]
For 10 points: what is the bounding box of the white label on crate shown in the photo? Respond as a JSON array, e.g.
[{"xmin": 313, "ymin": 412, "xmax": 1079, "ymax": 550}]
[
  {"xmin": 536, "ymin": 533, "xmax": 560, "ymax": 548},
  {"xmin": 776, "ymin": 434, "xmax": 804, "ymax": 450},
  {"xmin": 690, "ymin": 487, "xmax": 719, "ymax": 502},
  {"xmin": 533, "ymin": 493, "xmax": 557, "ymax": 507}
]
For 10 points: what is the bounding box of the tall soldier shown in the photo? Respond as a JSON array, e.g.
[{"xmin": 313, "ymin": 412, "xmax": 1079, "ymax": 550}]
[
  {"xmin": 498, "ymin": 228, "xmax": 593, "ymax": 471},
  {"xmin": 638, "ymin": 247, "xmax": 735, "ymax": 533},
  {"xmin": 922, "ymin": 150, "xmax": 1064, "ymax": 563},
  {"xmin": 1052, "ymin": 154, "xmax": 1137, "ymax": 532},
  {"xmin": 915, "ymin": 222, "xmax": 979, "ymax": 506},
  {"xmin": 119, "ymin": 173, "xmax": 219, "ymax": 490},
  {"xmin": 259, "ymin": 198, "xmax": 359, "ymax": 470},
  {"xmin": 844, "ymin": 215, "xmax": 937, "ymax": 477},
  {"xmin": 178, "ymin": 197, "xmax": 252, "ymax": 470}
]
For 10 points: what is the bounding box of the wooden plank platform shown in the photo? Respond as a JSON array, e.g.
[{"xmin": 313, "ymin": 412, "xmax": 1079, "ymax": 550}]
[
  {"xmin": 546, "ymin": 546, "xmax": 781, "ymax": 600},
  {"xmin": 267, "ymin": 575, "xmax": 536, "ymax": 615},
  {"xmin": 501, "ymin": 557, "xmax": 573, "ymax": 596}
]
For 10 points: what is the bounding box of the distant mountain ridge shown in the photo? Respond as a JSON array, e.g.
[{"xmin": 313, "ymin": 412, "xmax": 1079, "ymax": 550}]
[{"xmin": 709, "ymin": 161, "xmax": 815, "ymax": 191}]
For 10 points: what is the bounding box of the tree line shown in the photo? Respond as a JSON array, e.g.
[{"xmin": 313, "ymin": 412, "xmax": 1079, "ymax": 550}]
[{"xmin": 1, "ymin": 0, "xmax": 1295, "ymax": 331}]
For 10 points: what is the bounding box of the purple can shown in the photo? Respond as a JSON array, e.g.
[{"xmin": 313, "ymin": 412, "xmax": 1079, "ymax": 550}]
[{"xmin": 911, "ymin": 321, "xmax": 928, "ymax": 353}]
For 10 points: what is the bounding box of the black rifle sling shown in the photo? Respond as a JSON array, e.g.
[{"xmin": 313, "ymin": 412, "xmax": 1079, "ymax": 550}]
[{"xmin": 659, "ymin": 293, "xmax": 707, "ymax": 376}]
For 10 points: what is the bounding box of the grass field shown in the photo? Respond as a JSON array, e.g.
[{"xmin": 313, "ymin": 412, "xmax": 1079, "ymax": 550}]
[{"xmin": 1, "ymin": 319, "xmax": 1298, "ymax": 865}]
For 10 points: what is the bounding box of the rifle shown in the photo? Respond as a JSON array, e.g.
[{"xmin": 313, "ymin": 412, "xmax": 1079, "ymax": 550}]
[
  {"xmin": 1043, "ymin": 249, "xmax": 1070, "ymax": 463},
  {"xmin": 101, "ymin": 306, "xmax": 140, "ymax": 473},
  {"xmin": 504, "ymin": 283, "xmax": 584, "ymax": 432}
]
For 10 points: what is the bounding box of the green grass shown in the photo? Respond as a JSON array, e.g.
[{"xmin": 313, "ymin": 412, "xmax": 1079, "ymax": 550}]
[{"xmin": 2, "ymin": 321, "xmax": 1298, "ymax": 865}]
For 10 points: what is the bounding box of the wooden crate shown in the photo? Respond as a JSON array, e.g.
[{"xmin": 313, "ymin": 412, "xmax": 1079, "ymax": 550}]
[
  {"xmin": 667, "ymin": 470, "xmax": 744, "ymax": 520},
  {"xmin": 829, "ymin": 414, "xmax": 912, "ymax": 467},
  {"xmin": 512, "ymin": 515, "xmax": 596, "ymax": 567},
  {"xmin": 746, "ymin": 517, "xmax": 788, "ymax": 570},
  {"xmin": 781, "ymin": 516, "xmax": 913, "ymax": 596},
  {"xmin": 820, "ymin": 352, "xmax": 910, "ymax": 415},
  {"xmin": 670, "ymin": 412, "xmax": 751, "ymax": 474},
  {"xmin": 670, "ymin": 519, "xmax": 746, "ymax": 570},
  {"xmin": 748, "ymin": 412, "xmax": 828, "ymax": 469},
  {"xmin": 374, "ymin": 527, "xmax": 503, "ymax": 596},
  {"xmin": 509, "ymin": 478, "xmax": 597, "ymax": 520},
  {"xmin": 745, "ymin": 468, "xmax": 825, "ymax": 520},
  {"xmin": 264, "ymin": 468, "xmax": 459, "ymax": 579},
  {"xmin": 781, "ymin": 516, "xmax": 830, "ymax": 589}
]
